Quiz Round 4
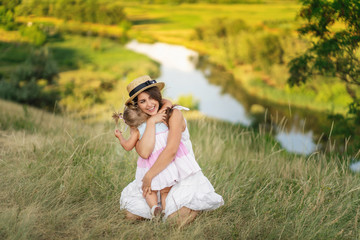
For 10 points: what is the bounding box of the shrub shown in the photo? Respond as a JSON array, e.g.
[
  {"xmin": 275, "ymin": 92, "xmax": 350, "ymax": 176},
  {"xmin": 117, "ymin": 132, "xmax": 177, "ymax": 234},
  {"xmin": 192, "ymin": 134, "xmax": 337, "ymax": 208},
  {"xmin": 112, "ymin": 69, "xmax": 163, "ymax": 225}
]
[
  {"xmin": 20, "ymin": 24, "xmax": 47, "ymax": 47},
  {"xmin": 0, "ymin": 6, "xmax": 17, "ymax": 30},
  {"xmin": 12, "ymin": 47, "xmax": 58, "ymax": 83},
  {"xmin": 257, "ymin": 34, "xmax": 284, "ymax": 67},
  {"xmin": 17, "ymin": 0, "xmax": 128, "ymax": 26},
  {"xmin": 176, "ymin": 94, "xmax": 200, "ymax": 110},
  {"xmin": 0, "ymin": 47, "xmax": 60, "ymax": 109}
]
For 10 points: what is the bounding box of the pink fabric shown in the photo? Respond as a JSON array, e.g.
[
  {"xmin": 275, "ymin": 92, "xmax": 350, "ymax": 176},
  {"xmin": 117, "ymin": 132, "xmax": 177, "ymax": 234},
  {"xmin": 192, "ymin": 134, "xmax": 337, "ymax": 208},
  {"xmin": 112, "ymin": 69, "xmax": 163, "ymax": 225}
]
[
  {"xmin": 156, "ymin": 129, "xmax": 168, "ymax": 135},
  {"xmin": 137, "ymin": 141, "xmax": 189, "ymax": 168},
  {"xmin": 134, "ymin": 118, "xmax": 201, "ymax": 190}
]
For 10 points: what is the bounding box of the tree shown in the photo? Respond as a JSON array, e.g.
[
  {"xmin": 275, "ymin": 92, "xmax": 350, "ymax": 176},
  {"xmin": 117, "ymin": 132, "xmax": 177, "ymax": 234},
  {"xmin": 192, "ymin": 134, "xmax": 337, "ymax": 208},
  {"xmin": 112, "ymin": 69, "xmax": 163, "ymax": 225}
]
[
  {"xmin": 288, "ymin": 0, "xmax": 360, "ymax": 88},
  {"xmin": 288, "ymin": 0, "xmax": 360, "ymax": 124},
  {"xmin": 0, "ymin": 0, "xmax": 21, "ymax": 11},
  {"xmin": 288, "ymin": 0, "xmax": 360, "ymax": 125},
  {"xmin": 0, "ymin": 0, "xmax": 21, "ymax": 30}
]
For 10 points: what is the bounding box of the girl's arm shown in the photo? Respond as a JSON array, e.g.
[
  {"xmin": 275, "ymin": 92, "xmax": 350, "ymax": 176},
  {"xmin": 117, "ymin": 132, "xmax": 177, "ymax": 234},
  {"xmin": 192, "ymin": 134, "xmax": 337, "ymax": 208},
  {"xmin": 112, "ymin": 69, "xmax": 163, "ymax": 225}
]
[
  {"xmin": 141, "ymin": 109, "xmax": 185, "ymax": 196},
  {"xmin": 115, "ymin": 127, "xmax": 139, "ymax": 151},
  {"xmin": 135, "ymin": 112, "xmax": 166, "ymax": 158}
]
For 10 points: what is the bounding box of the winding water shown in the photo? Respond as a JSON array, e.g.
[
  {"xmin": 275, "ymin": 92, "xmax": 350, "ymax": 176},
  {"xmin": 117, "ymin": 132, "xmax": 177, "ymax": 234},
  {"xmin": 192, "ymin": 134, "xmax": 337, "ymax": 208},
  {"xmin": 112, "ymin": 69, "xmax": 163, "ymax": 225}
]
[{"xmin": 126, "ymin": 40, "xmax": 317, "ymax": 155}]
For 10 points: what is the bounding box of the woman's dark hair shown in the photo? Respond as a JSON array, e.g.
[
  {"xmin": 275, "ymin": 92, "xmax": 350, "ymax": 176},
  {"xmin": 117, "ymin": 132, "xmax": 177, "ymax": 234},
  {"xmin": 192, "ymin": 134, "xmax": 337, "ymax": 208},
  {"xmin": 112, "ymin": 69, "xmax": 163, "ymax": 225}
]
[
  {"xmin": 164, "ymin": 106, "xmax": 175, "ymax": 127},
  {"xmin": 132, "ymin": 86, "xmax": 175, "ymax": 126}
]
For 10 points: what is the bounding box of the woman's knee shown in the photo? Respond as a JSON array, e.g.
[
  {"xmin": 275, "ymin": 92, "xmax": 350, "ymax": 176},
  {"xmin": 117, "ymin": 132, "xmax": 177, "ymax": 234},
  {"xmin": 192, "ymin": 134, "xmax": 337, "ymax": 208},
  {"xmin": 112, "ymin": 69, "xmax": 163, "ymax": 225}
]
[{"xmin": 167, "ymin": 207, "xmax": 198, "ymax": 226}]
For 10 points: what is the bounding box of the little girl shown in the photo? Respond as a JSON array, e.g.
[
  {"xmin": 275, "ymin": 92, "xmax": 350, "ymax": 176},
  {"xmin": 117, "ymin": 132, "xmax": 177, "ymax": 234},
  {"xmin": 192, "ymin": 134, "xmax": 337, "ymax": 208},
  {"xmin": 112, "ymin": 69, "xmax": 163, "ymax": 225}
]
[{"xmin": 115, "ymin": 99, "xmax": 176, "ymax": 217}]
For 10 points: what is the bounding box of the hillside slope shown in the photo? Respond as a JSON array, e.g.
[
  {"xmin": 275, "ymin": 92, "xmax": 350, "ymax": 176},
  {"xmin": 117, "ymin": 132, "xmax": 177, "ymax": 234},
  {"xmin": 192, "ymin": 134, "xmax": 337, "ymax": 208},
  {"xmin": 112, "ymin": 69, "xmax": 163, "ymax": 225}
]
[{"xmin": 0, "ymin": 99, "xmax": 358, "ymax": 239}]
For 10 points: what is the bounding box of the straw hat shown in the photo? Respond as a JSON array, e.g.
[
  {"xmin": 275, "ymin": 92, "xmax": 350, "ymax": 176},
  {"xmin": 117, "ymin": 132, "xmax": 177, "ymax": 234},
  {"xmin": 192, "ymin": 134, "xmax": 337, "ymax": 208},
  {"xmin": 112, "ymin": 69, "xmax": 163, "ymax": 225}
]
[{"xmin": 125, "ymin": 75, "xmax": 165, "ymax": 105}]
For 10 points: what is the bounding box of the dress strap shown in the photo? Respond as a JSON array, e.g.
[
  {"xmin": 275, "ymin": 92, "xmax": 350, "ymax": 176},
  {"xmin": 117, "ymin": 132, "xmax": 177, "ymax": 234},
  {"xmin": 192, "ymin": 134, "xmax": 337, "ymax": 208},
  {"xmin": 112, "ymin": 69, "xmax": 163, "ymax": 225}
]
[
  {"xmin": 137, "ymin": 122, "xmax": 146, "ymax": 139},
  {"xmin": 173, "ymin": 105, "xmax": 189, "ymax": 111},
  {"xmin": 137, "ymin": 122, "xmax": 169, "ymax": 139}
]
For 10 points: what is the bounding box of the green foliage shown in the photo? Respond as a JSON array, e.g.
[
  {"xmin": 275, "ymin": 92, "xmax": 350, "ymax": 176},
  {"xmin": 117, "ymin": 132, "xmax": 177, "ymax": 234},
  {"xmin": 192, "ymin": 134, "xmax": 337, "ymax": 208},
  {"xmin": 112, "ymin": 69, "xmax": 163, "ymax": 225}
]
[
  {"xmin": 96, "ymin": 3, "xmax": 127, "ymax": 25},
  {"xmin": 0, "ymin": 6, "xmax": 16, "ymax": 30},
  {"xmin": 118, "ymin": 20, "xmax": 133, "ymax": 43},
  {"xmin": 58, "ymin": 71, "xmax": 116, "ymax": 113},
  {"xmin": 176, "ymin": 94, "xmax": 200, "ymax": 110},
  {"xmin": 0, "ymin": 47, "xmax": 59, "ymax": 109},
  {"xmin": 15, "ymin": 0, "xmax": 49, "ymax": 16},
  {"xmin": 194, "ymin": 18, "xmax": 288, "ymax": 71},
  {"xmin": 16, "ymin": 0, "xmax": 128, "ymax": 25},
  {"xmin": 326, "ymin": 112, "xmax": 360, "ymax": 153},
  {"xmin": 0, "ymin": 0, "xmax": 20, "ymax": 29},
  {"xmin": 314, "ymin": 81, "xmax": 353, "ymax": 105},
  {"xmin": 194, "ymin": 18, "xmax": 248, "ymax": 40},
  {"xmin": 14, "ymin": 0, "xmax": 130, "ymax": 42},
  {"xmin": 20, "ymin": 24, "xmax": 47, "ymax": 46},
  {"xmin": 44, "ymin": 35, "xmax": 160, "ymax": 119},
  {"xmin": 288, "ymin": 0, "xmax": 360, "ymax": 141},
  {"xmin": 0, "ymin": 0, "xmax": 22, "ymax": 10},
  {"xmin": 348, "ymin": 99, "xmax": 360, "ymax": 124},
  {"xmin": 116, "ymin": 0, "xmax": 266, "ymax": 3},
  {"xmin": 13, "ymin": 47, "xmax": 58, "ymax": 84},
  {"xmin": 288, "ymin": 0, "xmax": 360, "ymax": 86},
  {"xmin": 258, "ymin": 34, "xmax": 284, "ymax": 66}
]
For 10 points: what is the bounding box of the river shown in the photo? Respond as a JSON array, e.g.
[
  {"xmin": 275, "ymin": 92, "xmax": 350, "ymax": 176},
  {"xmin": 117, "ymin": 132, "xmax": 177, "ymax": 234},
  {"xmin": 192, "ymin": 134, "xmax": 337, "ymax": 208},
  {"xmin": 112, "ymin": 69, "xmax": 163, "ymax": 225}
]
[{"xmin": 126, "ymin": 40, "xmax": 317, "ymax": 155}]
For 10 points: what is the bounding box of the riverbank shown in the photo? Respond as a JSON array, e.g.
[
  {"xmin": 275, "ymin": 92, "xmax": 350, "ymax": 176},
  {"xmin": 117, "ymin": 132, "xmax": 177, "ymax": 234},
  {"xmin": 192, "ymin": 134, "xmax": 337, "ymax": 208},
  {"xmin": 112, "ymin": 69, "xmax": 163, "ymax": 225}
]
[
  {"xmin": 1, "ymin": 99, "xmax": 358, "ymax": 239},
  {"xmin": 11, "ymin": 3, "xmax": 352, "ymax": 115},
  {"xmin": 124, "ymin": 2, "xmax": 352, "ymax": 115}
]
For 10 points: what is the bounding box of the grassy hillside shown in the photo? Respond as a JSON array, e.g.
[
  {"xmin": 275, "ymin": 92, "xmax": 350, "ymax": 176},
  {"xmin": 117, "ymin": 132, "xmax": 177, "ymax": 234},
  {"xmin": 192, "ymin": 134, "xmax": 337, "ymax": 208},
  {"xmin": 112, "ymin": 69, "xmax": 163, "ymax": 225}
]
[{"xmin": 0, "ymin": 99, "xmax": 359, "ymax": 239}]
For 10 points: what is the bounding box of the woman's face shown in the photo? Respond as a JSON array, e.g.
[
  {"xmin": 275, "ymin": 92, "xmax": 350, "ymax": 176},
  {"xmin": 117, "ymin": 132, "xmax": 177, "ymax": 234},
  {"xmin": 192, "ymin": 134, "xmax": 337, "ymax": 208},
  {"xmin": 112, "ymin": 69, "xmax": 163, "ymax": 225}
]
[{"xmin": 137, "ymin": 92, "xmax": 159, "ymax": 116}]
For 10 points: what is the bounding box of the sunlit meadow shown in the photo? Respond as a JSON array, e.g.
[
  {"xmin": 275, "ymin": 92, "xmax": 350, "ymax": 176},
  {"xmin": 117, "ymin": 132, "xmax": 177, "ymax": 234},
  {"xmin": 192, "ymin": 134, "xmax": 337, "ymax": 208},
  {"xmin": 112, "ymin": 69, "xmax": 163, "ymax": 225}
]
[
  {"xmin": 0, "ymin": 99, "xmax": 359, "ymax": 239},
  {"xmin": 1, "ymin": 1, "xmax": 360, "ymax": 239}
]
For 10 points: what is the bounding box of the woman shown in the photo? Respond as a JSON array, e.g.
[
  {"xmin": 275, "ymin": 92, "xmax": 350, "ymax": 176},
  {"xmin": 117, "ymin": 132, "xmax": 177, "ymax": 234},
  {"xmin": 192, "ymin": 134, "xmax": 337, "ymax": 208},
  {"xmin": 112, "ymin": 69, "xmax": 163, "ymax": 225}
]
[{"xmin": 120, "ymin": 75, "xmax": 224, "ymax": 224}]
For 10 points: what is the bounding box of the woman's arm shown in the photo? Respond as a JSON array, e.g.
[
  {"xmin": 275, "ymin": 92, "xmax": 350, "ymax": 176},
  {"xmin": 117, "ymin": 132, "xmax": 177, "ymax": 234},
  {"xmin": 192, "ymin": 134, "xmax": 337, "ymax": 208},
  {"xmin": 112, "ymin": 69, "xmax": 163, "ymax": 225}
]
[
  {"xmin": 142, "ymin": 109, "xmax": 185, "ymax": 196},
  {"xmin": 135, "ymin": 112, "xmax": 166, "ymax": 158},
  {"xmin": 115, "ymin": 127, "xmax": 139, "ymax": 151}
]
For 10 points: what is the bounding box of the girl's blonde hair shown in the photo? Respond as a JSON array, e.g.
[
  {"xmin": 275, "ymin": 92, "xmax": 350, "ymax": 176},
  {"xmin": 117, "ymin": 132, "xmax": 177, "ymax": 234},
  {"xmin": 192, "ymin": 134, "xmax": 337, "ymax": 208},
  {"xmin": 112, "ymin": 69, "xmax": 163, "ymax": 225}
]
[{"xmin": 123, "ymin": 104, "xmax": 148, "ymax": 127}]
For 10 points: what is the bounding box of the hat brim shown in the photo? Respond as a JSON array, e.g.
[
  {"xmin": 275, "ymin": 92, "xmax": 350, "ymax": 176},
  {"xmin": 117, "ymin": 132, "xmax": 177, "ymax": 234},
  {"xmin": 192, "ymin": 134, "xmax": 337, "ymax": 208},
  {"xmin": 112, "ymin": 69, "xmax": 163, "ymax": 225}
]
[{"xmin": 125, "ymin": 82, "xmax": 165, "ymax": 105}]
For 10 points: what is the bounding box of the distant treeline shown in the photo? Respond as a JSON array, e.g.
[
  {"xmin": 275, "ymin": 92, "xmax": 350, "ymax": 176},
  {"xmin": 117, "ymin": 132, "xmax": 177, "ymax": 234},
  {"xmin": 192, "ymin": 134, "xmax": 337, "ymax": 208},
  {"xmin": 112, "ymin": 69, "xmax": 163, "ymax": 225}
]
[{"xmin": 2, "ymin": 0, "xmax": 127, "ymax": 25}]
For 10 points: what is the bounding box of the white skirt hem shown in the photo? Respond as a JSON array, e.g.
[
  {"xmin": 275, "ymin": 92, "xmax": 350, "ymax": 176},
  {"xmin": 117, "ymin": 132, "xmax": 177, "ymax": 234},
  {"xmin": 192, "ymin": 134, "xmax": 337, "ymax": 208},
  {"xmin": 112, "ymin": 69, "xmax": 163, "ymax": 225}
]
[{"xmin": 120, "ymin": 171, "xmax": 224, "ymax": 220}]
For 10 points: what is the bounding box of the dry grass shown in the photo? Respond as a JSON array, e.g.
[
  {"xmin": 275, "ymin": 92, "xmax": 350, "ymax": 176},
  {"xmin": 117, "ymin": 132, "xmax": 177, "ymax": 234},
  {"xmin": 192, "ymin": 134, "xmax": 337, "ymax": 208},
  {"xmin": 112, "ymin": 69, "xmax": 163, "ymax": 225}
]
[{"xmin": 0, "ymin": 99, "xmax": 359, "ymax": 239}]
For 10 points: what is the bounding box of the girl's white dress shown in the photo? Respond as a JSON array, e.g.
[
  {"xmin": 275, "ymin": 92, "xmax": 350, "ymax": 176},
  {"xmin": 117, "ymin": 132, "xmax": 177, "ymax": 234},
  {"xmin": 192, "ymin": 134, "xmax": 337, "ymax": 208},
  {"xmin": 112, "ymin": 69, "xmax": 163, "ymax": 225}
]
[{"xmin": 120, "ymin": 106, "xmax": 224, "ymax": 219}]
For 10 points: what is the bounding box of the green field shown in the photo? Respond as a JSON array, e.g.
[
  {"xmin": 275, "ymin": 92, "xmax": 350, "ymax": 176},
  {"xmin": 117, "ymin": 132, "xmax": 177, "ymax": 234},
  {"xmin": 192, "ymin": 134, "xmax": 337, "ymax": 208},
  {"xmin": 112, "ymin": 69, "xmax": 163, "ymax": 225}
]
[
  {"xmin": 0, "ymin": 99, "xmax": 359, "ymax": 239},
  {"xmin": 124, "ymin": 2, "xmax": 301, "ymax": 45}
]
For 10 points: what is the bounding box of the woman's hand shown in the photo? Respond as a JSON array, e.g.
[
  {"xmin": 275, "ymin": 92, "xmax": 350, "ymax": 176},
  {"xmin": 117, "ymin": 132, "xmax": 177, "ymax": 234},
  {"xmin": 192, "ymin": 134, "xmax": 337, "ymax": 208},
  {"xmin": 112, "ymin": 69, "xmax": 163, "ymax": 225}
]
[
  {"xmin": 142, "ymin": 173, "xmax": 153, "ymax": 197},
  {"xmin": 147, "ymin": 112, "xmax": 166, "ymax": 125}
]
